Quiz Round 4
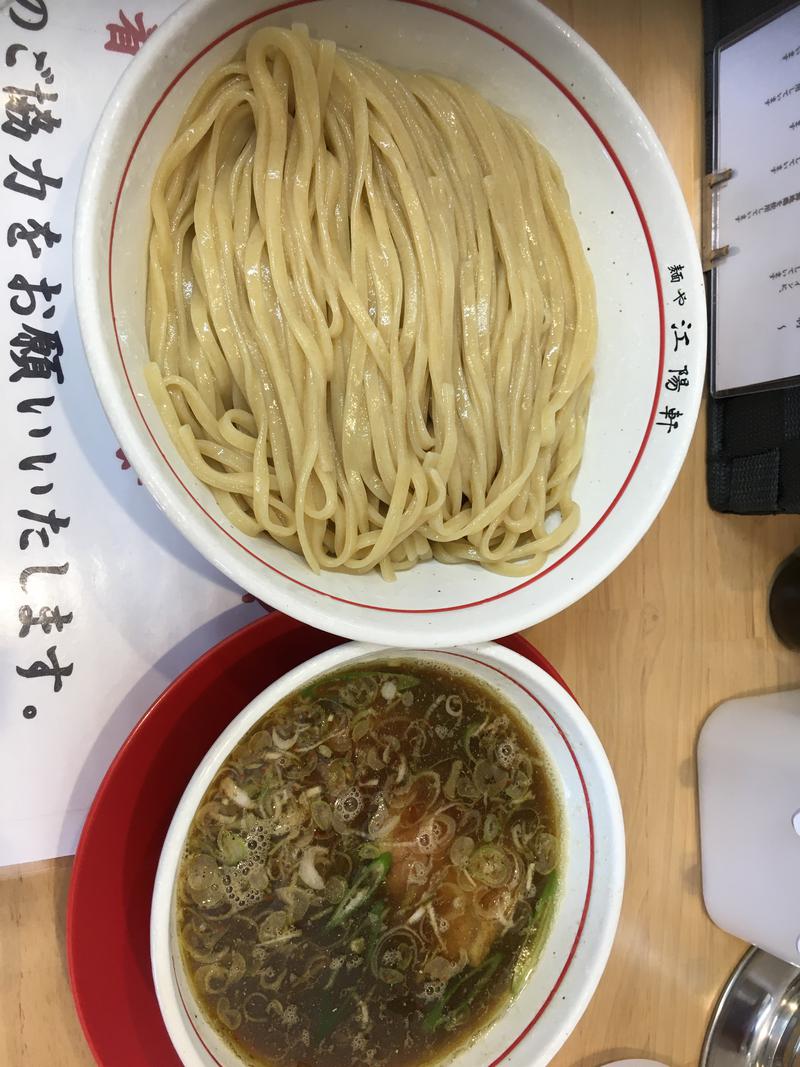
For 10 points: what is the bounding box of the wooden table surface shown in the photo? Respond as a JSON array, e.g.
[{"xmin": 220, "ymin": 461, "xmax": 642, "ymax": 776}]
[{"xmin": 3, "ymin": 1, "xmax": 800, "ymax": 1064}]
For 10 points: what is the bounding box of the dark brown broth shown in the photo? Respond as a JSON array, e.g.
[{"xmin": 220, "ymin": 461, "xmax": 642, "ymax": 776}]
[{"xmin": 177, "ymin": 659, "xmax": 561, "ymax": 1067}]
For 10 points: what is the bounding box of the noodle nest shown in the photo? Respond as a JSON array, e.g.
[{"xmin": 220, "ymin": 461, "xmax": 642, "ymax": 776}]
[{"xmin": 146, "ymin": 25, "xmax": 597, "ymax": 579}]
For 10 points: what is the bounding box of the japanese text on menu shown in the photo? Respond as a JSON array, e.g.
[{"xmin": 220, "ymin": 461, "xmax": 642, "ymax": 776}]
[
  {"xmin": 770, "ymin": 40, "xmax": 800, "ymax": 334},
  {"xmin": 4, "ymin": 1, "xmax": 156, "ymax": 723},
  {"xmin": 713, "ymin": 4, "xmax": 800, "ymax": 392},
  {"xmin": 742, "ymin": 36, "xmax": 800, "ymax": 332}
]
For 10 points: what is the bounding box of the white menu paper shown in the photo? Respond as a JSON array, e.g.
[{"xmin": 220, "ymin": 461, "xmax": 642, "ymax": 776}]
[
  {"xmin": 0, "ymin": 0, "xmax": 264, "ymax": 868},
  {"xmin": 714, "ymin": 2, "xmax": 800, "ymax": 394}
]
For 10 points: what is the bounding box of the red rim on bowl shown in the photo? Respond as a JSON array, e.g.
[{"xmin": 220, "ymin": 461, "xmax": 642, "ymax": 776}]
[
  {"xmin": 109, "ymin": 0, "xmax": 665, "ymax": 616},
  {"xmin": 67, "ymin": 613, "xmax": 578, "ymax": 1067}
]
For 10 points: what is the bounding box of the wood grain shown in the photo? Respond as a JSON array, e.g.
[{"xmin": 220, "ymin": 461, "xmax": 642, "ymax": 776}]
[{"xmin": 3, "ymin": 2, "xmax": 800, "ymax": 1065}]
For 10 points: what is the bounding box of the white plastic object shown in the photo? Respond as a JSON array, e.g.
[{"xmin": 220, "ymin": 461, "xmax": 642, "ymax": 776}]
[
  {"xmin": 698, "ymin": 690, "xmax": 800, "ymax": 966},
  {"xmin": 603, "ymin": 1061, "xmax": 669, "ymax": 1067}
]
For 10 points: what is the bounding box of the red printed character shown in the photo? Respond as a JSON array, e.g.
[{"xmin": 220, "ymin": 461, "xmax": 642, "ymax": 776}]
[{"xmin": 104, "ymin": 11, "xmax": 156, "ymax": 55}]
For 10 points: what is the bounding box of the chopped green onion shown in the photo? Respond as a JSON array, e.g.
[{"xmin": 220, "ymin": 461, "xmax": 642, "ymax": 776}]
[
  {"xmin": 423, "ymin": 952, "xmax": 503, "ymax": 1032},
  {"xmin": 217, "ymin": 829, "xmax": 248, "ymax": 865},
  {"xmin": 312, "ymin": 992, "xmax": 350, "ymax": 1042},
  {"xmin": 468, "ymin": 844, "xmax": 513, "ymax": 887},
  {"xmin": 327, "ymin": 853, "xmax": 391, "ymax": 928},
  {"xmin": 300, "ymin": 670, "xmax": 418, "ymax": 701},
  {"xmin": 512, "ymin": 870, "xmax": 559, "ymax": 994}
]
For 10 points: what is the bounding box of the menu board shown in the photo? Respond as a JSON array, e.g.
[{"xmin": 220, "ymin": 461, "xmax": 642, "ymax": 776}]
[
  {"xmin": 713, "ymin": 1, "xmax": 800, "ymax": 395},
  {"xmin": 0, "ymin": 1, "xmax": 264, "ymax": 868}
]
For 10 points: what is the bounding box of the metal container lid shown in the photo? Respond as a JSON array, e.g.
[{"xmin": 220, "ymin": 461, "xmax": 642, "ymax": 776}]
[{"xmin": 701, "ymin": 948, "xmax": 800, "ymax": 1067}]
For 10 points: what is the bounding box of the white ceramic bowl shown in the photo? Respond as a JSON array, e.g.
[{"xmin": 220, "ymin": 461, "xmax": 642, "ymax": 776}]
[
  {"xmin": 151, "ymin": 642, "xmax": 624, "ymax": 1067},
  {"xmin": 75, "ymin": 0, "xmax": 705, "ymax": 647}
]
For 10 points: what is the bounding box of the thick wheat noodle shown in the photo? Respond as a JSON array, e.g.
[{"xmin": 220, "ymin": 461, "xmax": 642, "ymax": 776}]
[{"xmin": 145, "ymin": 25, "xmax": 597, "ymax": 580}]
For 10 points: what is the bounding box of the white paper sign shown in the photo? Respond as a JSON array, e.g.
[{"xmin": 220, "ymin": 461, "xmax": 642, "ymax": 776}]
[
  {"xmin": 0, "ymin": 0, "xmax": 264, "ymax": 868},
  {"xmin": 714, "ymin": 2, "xmax": 800, "ymax": 394}
]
